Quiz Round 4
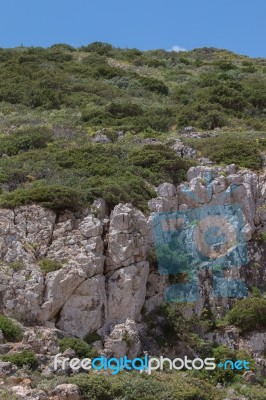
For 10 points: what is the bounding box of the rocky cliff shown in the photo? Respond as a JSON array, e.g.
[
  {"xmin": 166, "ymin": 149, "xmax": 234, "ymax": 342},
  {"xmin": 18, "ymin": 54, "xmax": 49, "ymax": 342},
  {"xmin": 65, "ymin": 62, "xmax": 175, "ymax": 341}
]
[{"xmin": 1, "ymin": 164, "xmax": 266, "ymax": 359}]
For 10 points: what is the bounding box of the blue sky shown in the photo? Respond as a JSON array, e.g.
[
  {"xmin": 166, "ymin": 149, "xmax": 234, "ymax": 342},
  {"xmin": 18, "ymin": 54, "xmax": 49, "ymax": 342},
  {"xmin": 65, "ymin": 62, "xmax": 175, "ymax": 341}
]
[{"xmin": 1, "ymin": 0, "xmax": 265, "ymax": 57}]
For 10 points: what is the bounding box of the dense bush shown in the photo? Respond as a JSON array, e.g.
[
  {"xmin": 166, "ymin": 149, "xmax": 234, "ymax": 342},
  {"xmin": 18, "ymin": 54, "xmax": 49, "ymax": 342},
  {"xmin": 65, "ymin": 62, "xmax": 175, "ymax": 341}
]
[
  {"xmin": 69, "ymin": 371, "xmax": 221, "ymax": 400},
  {"xmin": 127, "ymin": 144, "xmax": 191, "ymax": 185},
  {"xmin": 0, "ymin": 127, "xmax": 53, "ymax": 156},
  {"xmin": 0, "ymin": 315, "xmax": 22, "ymax": 342},
  {"xmin": 81, "ymin": 42, "xmax": 114, "ymax": 55},
  {"xmin": 1, "ymin": 350, "xmax": 38, "ymax": 369},
  {"xmin": 84, "ymin": 331, "xmax": 101, "ymax": 344},
  {"xmin": 139, "ymin": 76, "xmax": 169, "ymax": 95},
  {"xmin": 0, "ymin": 185, "xmax": 86, "ymax": 210},
  {"xmin": 187, "ymin": 134, "xmax": 262, "ymax": 169},
  {"xmin": 59, "ymin": 337, "xmax": 98, "ymax": 359},
  {"xmin": 195, "ymin": 345, "xmax": 255, "ymax": 385},
  {"xmin": 106, "ymin": 102, "xmax": 143, "ymax": 117},
  {"xmin": 227, "ymin": 297, "xmax": 266, "ymax": 332},
  {"xmin": 39, "ymin": 259, "xmax": 63, "ymax": 274}
]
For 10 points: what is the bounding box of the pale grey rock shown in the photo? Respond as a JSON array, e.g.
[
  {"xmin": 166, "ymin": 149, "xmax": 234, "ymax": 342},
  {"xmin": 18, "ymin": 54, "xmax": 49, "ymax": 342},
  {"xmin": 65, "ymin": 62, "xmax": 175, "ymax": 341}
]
[
  {"xmin": 10, "ymin": 386, "xmax": 47, "ymax": 400},
  {"xmin": 198, "ymin": 157, "xmax": 214, "ymax": 166},
  {"xmin": 224, "ymin": 163, "xmax": 237, "ymax": 175},
  {"xmin": 41, "ymin": 265, "xmax": 87, "ymax": 321},
  {"xmin": 171, "ymin": 139, "xmax": 196, "ymax": 158},
  {"xmin": 206, "ymin": 328, "xmax": 266, "ymax": 356},
  {"xmin": 22, "ymin": 328, "xmax": 59, "ymax": 355},
  {"xmin": 186, "ymin": 166, "xmax": 214, "ymax": 182},
  {"xmin": 102, "ymin": 319, "xmax": 141, "ymax": 358},
  {"xmin": 242, "ymin": 224, "xmax": 253, "ymax": 241},
  {"xmin": 53, "ymin": 384, "xmax": 80, "ymax": 400},
  {"xmin": 0, "ymin": 361, "xmax": 17, "ymax": 375},
  {"xmin": 144, "ymin": 270, "xmax": 168, "ymax": 313},
  {"xmin": 57, "ymin": 275, "xmax": 106, "ymax": 338},
  {"xmin": 226, "ymin": 174, "xmax": 244, "ymax": 186},
  {"xmin": 157, "ymin": 183, "xmax": 176, "ymax": 198},
  {"xmin": 243, "ymin": 332, "xmax": 266, "ymax": 354},
  {"xmin": 179, "ymin": 126, "xmax": 197, "ymax": 134},
  {"xmin": 106, "ymin": 261, "xmax": 149, "ymax": 326},
  {"xmin": 1, "ymin": 161, "xmax": 266, "ymax": 345},
  {"xmin": 92, "ymin": 198, "xmax": 107, "ymax": 219},
  {"xmin": 92, "ymin": 131, "xmax": 111, "ymax": 143},
  {"xmin": 148, "ymin": 196, "xmax": 178, "ymax": 213},
  {"xmin": 212, "ymin": 176, "xmax": 227, "ymax": 194},
  {"xmin": 106, "ymin": 204, "xmax": 147, "ymax": 271},
  {"xmin": 78, "ymin": 215, "xmax": 102, "ymax": 238}
]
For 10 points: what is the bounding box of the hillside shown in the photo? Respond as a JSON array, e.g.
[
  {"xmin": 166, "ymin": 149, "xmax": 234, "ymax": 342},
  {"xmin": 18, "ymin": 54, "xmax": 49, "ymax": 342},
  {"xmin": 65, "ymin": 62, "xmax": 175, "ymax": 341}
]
[
  {"xmin": 0, "ymin": 43, "xmax": 265, "ymax": 212},
  {"xmin": 0, "ymin": 43, "xmax": 266, "ymax": 400}
]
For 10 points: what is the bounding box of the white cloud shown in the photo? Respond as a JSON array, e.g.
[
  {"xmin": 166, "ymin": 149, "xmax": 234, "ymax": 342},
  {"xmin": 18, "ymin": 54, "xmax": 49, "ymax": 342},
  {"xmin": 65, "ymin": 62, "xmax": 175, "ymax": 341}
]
[{"xmin": 168, "ymin": 45, "xmax": 187, "ymax": 52}]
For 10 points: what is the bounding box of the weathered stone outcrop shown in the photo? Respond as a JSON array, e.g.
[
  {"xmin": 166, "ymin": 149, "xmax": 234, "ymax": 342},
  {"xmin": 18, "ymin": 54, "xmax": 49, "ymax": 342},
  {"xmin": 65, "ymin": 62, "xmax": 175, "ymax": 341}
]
[
  {"xmin": 145, "ymin": 164, "xmax": 266, "ymax": 318},
  {"xmin": 102, "ymin": 318, "xmax": 142, "ymax": 358},
  {"xmin": 0, "ymin": 203, "xmax": 149, "ymax": 350},
  {"xmin": 0, "ymin": 164, "xmax": 266, "ymax": 358}
]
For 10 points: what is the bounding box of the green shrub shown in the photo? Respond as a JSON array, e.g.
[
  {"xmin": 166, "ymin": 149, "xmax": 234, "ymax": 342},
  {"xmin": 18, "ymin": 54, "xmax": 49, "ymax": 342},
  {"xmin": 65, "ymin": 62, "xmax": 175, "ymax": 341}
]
[
  {"xmin": 139, "ymin": 76, "xmax": 169, "ymax": 95},
  {"xmin": 236, "ymin": 383, "xmax": 266, "ymax": 400},
  {"xmin": 0, "ymin": 185, "xmax": 86, "ymax": 211},
  {"xmin": 259, "ymin": 232, "xmax": 266, "ymax": 242},
  {"xmin": 1, "ymin": 350, "xmax": 38, "ymax": 369},
  {"xmin": 127, "ymin": 144, "xmax": 191, "ymax": 185},
  {"xmin": 187, "ymin": 134, "xmax": 262, "ymax": 169},
  {"xmin": 69, "ymin": 374, "xmax": 113, "ymax": 400},
  {"xmin": 214, "ymin": 60, "xmax": 236, "ymax": 71},
  {"xmin": 0, "ymin": 127, "xmax": 53, "ymax": 156},
  {"xmin": 81, "ymin": 42, "xmax": 113, "ymax": 56},
  {"xmin": 0, "ymin": 315, "xmax": 22, "ymax": 342},
  {"xmin": 7, "ymin": 259, "xmax": 25, "ymax": 272},
  {"xmin": 59, "ymin": 337, "xmax": 98, "ymax": 359},
  {"xmin": 0, "ymin": 389, "xmax": 19, "ymax": 399},
  {"xmin": 227, "ymin": 298, "xmax": 266, "ymax": 332},
  {"xmin": 198, "ymin": 110, "xmax": 227, "ymax": 129},
  {"xmin": 106, "ymin": 102, "xmax": 143, "ymax": 118},
  {"xmin": 251, "ymin": 287, "xmax": 262, "ymax": 298},
  {"xmin": 69, "ymin": 371, "xmax": 221, "ymax": 400},
  {"xmin": 84, "ymin": 331, "xmax": 101, "ymax": 344},
  {"xmin": 39, "ymin": 259, "xmax": 63, "ymax": 274},
  {"xmin": 206, "ymin": 345, "xmax": 255, "ymax": 384}
]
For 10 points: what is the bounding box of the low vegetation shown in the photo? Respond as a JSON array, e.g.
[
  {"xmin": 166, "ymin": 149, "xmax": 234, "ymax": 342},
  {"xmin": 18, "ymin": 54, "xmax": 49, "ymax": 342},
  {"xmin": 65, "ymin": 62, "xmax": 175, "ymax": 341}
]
[
  {"xmin": 59, "ymin": 337, "xmax": 98, "ymax": 359},
  {"xmin": 227, "ymin": 297, "xmax": 266, "ymax": 332},
  {"xmin": 0, "ymin": 314, "xmax": 22, "ymax": 342},
  {"xmin": 1, "ymin": 350, "xmax": 38, "ymax": 369},
  {"xmin": 39, "ymin": 258, "xmax": 63, "ymax": 274},
  {"xmin": 0, "ymin": 44, "xmax": 265, "ymax": 211},
  {"xmin": 69, "ymin": 371, "xmax": 222, "ymax": 400}
]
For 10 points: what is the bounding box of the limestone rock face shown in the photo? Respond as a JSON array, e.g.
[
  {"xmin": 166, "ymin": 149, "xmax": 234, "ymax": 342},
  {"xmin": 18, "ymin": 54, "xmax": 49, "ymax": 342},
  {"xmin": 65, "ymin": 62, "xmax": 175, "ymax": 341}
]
[
  {"xmin": 0, "ymin": 203, "xmax": 149, "ymax": 339},
  {"xmin": 106, "ymin": 261, "xmax": 149, "ymax": 327},
  {"xmin": 102, "ymin": 319, "xmax": 142, "ymax": 358},
  {"xmin": 41, "ymin": 265, "xmax": 87, "ymax": 321},
  {"xmin": 145, "ymin": 164, "xmax": 266, "ymax": 318},
  {"xmin": 22, "ymin": 327, "xmax": 60, "ymax": 355},
  {"xmin": 57, "ymin": 275, "xmax": 106, "ymax": 337},
  {"xmin": 206, "ymin": 327, "xmax": 266, "ymax": 356},
  {"xmin": 0, "ymin": 164, "xmax": 266, "ymax": 345},
  {"xmin": 106, "ymin": 203, "xmax": 148, "ymax": 271}
]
